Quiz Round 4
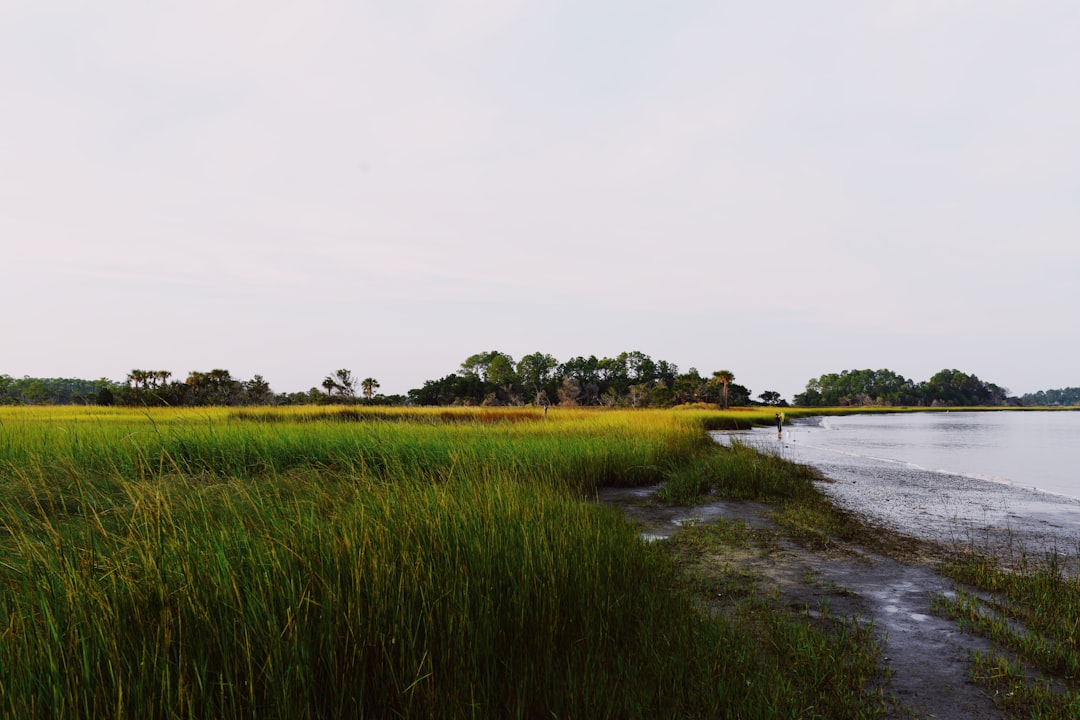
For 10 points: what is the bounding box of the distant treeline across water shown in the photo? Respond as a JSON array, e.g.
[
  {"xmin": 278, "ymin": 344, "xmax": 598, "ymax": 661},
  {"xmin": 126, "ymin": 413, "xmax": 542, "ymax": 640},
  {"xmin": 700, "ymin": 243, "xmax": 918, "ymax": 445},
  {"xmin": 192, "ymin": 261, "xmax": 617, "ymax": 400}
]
[
  {"xmin": 793, "ymin": 368, "xmax": 1079, "ymax": 408},
  {"xmin": 2, "ymin": 362, "xmax": 1077, "ymax": 409}
]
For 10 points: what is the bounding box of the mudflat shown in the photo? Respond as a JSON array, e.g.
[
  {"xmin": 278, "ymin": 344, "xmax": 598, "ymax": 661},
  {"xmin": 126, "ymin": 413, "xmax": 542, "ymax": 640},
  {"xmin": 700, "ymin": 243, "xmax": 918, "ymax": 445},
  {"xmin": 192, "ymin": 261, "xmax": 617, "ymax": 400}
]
[{"xmin": 812, "ymin": 457, "xmax": 1080, "ymax": 562}]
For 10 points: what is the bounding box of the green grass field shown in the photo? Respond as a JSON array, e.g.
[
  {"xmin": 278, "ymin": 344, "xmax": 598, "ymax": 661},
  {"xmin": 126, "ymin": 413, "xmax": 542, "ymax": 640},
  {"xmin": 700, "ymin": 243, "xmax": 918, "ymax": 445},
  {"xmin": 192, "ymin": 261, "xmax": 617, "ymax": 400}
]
[{"xmin": 0, "ymin": 405, "xmax": 885, "ymax": 718}]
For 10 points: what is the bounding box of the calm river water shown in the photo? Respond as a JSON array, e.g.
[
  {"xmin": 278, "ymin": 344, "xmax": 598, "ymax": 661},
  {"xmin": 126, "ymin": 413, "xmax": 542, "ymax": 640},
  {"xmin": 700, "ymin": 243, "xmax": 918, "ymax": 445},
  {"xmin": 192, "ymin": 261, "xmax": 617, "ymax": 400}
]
[{"xmin": 752, "ymin": 411, "xmax": 1080, "ymax": 500}]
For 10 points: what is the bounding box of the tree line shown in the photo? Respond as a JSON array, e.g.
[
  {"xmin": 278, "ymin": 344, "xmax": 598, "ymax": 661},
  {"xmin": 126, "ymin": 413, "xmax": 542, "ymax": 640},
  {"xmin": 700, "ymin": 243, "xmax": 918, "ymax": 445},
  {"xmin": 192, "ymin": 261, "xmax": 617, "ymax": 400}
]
[
  {"xmin": 0, "ymin": 352, "xmax": 789, "ymax": 409},
  {"xmin": 121, "ymin": 369, "xmax": 405, "ymax": 407},
  {"xmin": 0, "ymin": 375, "xmax": 119, "ymax": 406},
  {"xmin": 404, "ymin": 350, "xmax": 778, "ymax": 408},
  {"xmin": 0, "ymin": 370, "xmax": 401, "ymax": 407},
  {"xmin": 1015, "ymin": 387, "xmax": 1080, "ymax": 407},
  {"xmin": 793, "ymin": 368, "xmax": 1013, "ymax": 407},
  {"xmin": 4, "ymin": 362, "xmax": 1076, "ymax": 408}
]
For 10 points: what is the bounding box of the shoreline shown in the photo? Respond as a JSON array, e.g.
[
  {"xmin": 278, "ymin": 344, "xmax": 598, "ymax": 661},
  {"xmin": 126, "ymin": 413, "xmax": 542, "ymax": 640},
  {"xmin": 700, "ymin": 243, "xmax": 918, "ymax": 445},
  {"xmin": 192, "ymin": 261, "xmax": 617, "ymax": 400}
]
[
  {"xmin": 600, "ymin": 421, "xmax": 1080, "ymax": 717},
  {"xmin": 714, "ymin": 427, "xmax": 1080, "ymax": 562},
  {"xmin": 817, "ymin": 459, "xmax": 1080, "ymax": 561}
]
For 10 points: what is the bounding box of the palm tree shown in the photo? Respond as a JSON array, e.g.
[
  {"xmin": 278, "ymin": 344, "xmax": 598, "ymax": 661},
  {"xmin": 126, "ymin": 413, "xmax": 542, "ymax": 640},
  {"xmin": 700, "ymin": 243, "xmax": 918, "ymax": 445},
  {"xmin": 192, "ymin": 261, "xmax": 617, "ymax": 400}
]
[
  {"xmin": 127, "ymin": 370, "xmax": 149, "ymax": 397},
  {"xmin": 713, "ymin": 370, "xmax": 735, "ymax": 410},
  {"xmin": 186, "ymin": 371, "xmax": 209, "ymax": 405},
  {"xmin": 361, "ymin": 377, "xmax": 380, "ymax": 401}
]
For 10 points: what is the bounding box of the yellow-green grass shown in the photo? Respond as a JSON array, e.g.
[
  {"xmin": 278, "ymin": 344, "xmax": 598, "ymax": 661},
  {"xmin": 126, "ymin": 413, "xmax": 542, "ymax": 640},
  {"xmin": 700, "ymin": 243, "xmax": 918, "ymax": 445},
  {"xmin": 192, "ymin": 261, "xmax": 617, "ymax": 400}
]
[{"xmin": 0, "ymin": 406, "xmax": 886, "ymax": 718}]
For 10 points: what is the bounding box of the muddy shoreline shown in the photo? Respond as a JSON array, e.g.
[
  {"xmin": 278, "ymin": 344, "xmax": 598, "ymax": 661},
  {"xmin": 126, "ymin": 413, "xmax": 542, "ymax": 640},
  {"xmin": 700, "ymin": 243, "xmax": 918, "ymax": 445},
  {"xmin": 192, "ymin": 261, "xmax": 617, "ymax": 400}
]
[
  {"xmin": 597, "ymin": 481, "xmax": 1008, "ymax": 719},
  {"xmin": 715, "ymin": 427, "xmax": 1080, "ymax": 564},
  {"xmin": 598, "ymin": 430, "xmax": 1080, "ymax": 718}
]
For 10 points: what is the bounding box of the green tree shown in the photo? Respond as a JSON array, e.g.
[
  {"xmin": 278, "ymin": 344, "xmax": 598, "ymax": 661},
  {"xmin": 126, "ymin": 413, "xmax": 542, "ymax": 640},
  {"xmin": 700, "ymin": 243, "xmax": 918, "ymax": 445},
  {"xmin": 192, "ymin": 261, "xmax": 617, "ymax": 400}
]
[
  {"xmin": 1019, "ymin": 387, "xmax": 1080, "ymax": 406},
  {"xmin": 206, "ymin": 369, "xmax": 239, "ymax": 405},
  {"xmin": 322, "ymin": 369, "xmax": 357, "ymax": 402},
  {"xmin": 460, "ymin": 351, "xmax": 503, "ymax": 382},
  {"xmin": 407, "ymin": 350, "xmax": 687, "ymax": 407},
  {"xmin": 650, "ymin": 382, "xmax": 674, "ymax": 407},
  {"xmin": 673, "ymin": 369, "xmax": 708, "ymax": 404},
  {"xmin": 0, "ymin": 374, "xmax": 15, "ymax": 404},
  {"xmin": 485, "ymin": 355, "xmax": 520, "ymax": 404},
  {"xmin": 758, "ymin": 390, "xmax": 781, "ymax": 406},
  {"xmin": 361, "ymin": 377, "xmax": 380, "ymax": 401},
  {"xmin": 794, "ymin": 368, "xmax": 1009, "ymax": 407},
  {"xmin": 123, "ymin": 370, "xmax": 159, "ymax": 405},
  {"xmin": 597, "ymin": 355, "xmax": 629, "ymax": 399},
  {"xmin": 922, "ymin": 369, "xmax": 1007, "ymax": 406},
  {"xmin": 334, "ymin": 369, "xmax": 356, "ymax": 399},
  {"xmin": 127, "ymin": 370, "xmax": 149, "ymax": 394},
  {"xmin": 186, "ymin": 371, "xmax": 209, "ymax": 404},
  {"xmin": 455, "ymin": 351, "xmax": 517, "ymax": 404},
  {"xmin": 623, "ymin": 351, "xmax": 657, "ymax": 384},
  {"xmin": 712, "ymin": 370, "xmax": 734, "ymax": 410},
  {"xmin": 243, "ymin": 375, "xmax": 274, "ymax": 405},
  {"xmin": 24, "ymin": 380, "xmax": 49, "ymax": 404},
  {"xmin": 90, "ymin": 378, "xmax": 116, "ymax": 406},
  {"xmin": 557, "ymin": 356, "xmax": 601, "ymax": 405},
  {"xmin": 516, "ymin": 352, "xmax": 558, "ymax": 405},
  {"xmin": 147, "ymin": 371, "xmax": 171, "ymax": 391}
]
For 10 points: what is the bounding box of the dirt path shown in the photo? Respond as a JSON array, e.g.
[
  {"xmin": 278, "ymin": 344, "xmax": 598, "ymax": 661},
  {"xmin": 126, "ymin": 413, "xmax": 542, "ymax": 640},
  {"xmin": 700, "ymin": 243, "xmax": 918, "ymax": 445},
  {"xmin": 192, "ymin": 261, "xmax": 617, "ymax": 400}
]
[
  {"xmin": 597, "ymin": 486, "xmax": 1008, "ymax": 719},
  {"xmin": 766, "ymin": 539, "xmax": 1002, "ymax": 719}
]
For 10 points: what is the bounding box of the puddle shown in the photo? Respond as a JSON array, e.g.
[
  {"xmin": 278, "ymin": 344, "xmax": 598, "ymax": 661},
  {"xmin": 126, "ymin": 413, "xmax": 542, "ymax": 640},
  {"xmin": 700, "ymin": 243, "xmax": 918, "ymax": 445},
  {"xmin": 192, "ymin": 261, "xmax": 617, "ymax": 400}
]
[{"xmin": 595, "ymin": 485, "xmax": 773, "ymax": 541}]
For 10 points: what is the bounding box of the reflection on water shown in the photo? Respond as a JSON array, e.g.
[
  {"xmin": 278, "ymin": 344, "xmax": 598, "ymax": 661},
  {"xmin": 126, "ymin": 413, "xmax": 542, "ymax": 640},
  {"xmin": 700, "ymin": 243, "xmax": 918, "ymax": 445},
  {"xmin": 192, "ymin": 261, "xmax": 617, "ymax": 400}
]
[{"xmin": 721, "ymin": 411, "xmax": 1080, "ymax": 501}]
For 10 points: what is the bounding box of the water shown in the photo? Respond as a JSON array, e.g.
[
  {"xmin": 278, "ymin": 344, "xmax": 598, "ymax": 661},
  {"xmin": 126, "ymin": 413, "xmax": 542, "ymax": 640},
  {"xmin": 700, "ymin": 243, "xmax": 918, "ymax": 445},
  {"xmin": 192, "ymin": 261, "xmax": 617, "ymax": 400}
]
[
  {"xmin": 715, "ymin": 411, "xmax": 1080, "ymax": 553},
  {"xmin": 753, "ymin": 411, "xmax": 1080, "ymax": 500}
]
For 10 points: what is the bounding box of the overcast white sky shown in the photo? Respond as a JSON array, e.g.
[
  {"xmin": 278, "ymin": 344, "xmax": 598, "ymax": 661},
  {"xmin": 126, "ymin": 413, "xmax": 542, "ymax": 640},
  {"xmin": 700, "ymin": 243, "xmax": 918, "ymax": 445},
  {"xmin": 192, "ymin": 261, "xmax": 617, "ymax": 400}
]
[{"xmin": 3, "ymin": 1, "xmax": 1078, "ymax": 401}]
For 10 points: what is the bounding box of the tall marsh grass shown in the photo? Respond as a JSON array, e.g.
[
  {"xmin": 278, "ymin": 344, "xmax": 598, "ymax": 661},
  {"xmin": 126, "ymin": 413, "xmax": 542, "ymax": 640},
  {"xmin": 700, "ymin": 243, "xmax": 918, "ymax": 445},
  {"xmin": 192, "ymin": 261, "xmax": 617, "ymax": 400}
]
[{"xmin": 0, "ymin": 406, "xmax": 884, "ymax": 718}]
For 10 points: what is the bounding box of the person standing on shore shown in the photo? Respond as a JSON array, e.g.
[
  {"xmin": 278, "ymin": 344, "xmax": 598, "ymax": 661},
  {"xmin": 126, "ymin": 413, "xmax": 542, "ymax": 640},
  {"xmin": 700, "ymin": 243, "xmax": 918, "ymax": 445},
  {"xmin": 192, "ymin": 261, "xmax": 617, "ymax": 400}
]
[{"xmin": 775, "ymin": 412, "xmax": 783, "ymax": 439}]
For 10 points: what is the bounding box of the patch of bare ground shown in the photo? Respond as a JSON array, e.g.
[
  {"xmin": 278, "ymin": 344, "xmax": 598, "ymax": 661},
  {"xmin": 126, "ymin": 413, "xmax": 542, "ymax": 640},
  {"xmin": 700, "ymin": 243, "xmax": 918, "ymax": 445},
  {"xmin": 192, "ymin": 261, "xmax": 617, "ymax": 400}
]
[{"xmin": 598, "ymin": 486, "xmax": 1018, "ymax": 719}]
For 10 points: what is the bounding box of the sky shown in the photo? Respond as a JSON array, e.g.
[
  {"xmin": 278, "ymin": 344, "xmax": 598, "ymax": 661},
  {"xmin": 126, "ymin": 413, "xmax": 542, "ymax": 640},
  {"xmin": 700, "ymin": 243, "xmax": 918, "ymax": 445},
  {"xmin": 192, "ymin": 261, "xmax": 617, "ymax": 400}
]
[{"xmin": 3, "ymin": 1, "xmax": 1079, "ymax": 402}]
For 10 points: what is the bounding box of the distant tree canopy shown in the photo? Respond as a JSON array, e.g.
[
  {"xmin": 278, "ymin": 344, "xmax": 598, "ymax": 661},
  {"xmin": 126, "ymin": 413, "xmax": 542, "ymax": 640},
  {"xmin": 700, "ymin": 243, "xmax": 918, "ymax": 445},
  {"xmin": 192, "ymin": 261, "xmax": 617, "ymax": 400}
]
[
  {"xmin": 0, "ymin": 375, "xmax": 121, "ymax": 406},
  {"xmin": 793, "ymin": 368, "xmax": 1011, "ymax": 407},
  {"xmin": 8, "ymin": 360, "xmax": 1069, "ymax": 409},
  {"xmin": 0, "ymin": 369, "xmax": 394, "ymax": 407},
  {"xmin": 119, "ymin": 369, "xmax": 265, "ymax": 407},
  {"xmin": 0, "ymin": 354, "xmax": 749, "ymax": 409},
  {"xmin": 405, "ymin": 350, "xmax": 754, "ymax": 408},
  {"xmin": 124, "ymin": 369, "xmax": 395, "ymax": 407},
  {"xmin": 1015, "ymin": 387, "xmax": 1080, "ymax": 407}
]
